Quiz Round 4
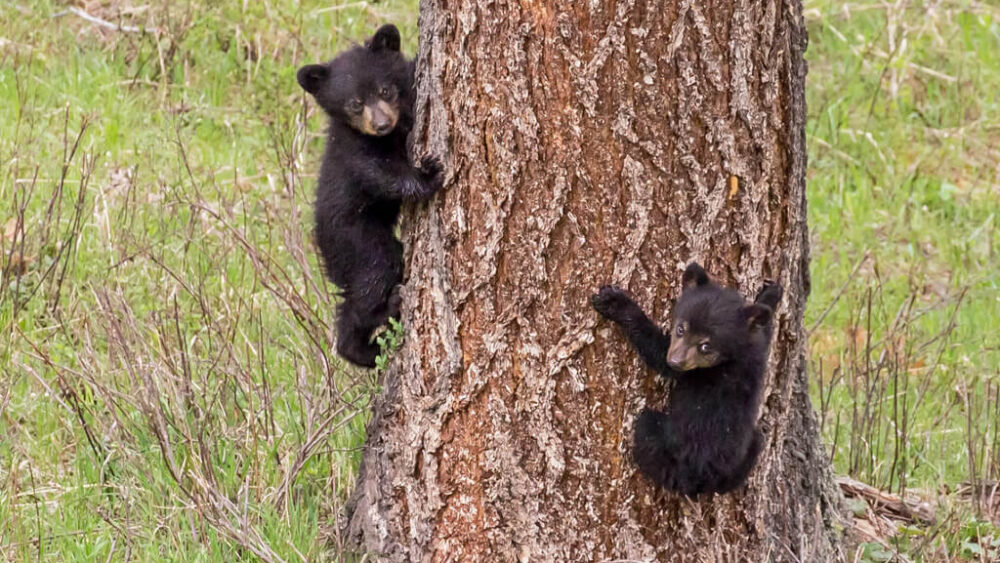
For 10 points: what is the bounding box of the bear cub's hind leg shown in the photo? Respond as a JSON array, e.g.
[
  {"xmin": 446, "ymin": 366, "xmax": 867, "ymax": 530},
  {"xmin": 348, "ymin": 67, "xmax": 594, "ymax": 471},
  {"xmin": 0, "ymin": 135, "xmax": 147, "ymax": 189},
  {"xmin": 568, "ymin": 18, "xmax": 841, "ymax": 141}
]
[{"xmin": 335, "ymin": 300, "xmax": 380, "ymax": 368}]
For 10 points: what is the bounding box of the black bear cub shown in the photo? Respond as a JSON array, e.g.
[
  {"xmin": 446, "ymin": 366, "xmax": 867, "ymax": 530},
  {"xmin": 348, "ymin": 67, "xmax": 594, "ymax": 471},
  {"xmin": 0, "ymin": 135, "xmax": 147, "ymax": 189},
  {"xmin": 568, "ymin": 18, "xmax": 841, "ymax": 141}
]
[
  {"xmin": 591, "ymin": 263, "xmax": 783, "ymax": 496},
  {"xmin": 297, "ymin": 24, "xmax": 443, "ymax": 367}
]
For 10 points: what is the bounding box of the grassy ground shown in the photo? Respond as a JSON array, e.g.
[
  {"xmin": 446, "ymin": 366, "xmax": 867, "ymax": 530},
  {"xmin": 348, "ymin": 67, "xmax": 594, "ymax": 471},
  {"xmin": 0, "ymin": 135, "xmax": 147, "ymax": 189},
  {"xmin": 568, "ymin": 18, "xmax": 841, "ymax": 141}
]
[
  {"xmin": 0, "ymin": 1, "xmax": 415, "ymax": 560},
  {"xmin": 0, "ymin": 0, "xmax": 997, "ymax": 561},
  {"xmin": 805, "ymin": 0, "xmax": 1000, "ymax": 559}
]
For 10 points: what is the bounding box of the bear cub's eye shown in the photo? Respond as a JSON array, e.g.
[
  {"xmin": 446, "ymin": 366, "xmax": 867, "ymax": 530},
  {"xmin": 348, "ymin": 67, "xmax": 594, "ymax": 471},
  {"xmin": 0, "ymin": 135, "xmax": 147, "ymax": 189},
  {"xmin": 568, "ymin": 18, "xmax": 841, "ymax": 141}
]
[
  {"xmin": 378, "ymin": 86, "xmax": 397, "ymax": 101},
  {"xmin": 698, "ymin": 342, "xmax": 712, "ymax": 354},
  {"xmin": 347, "ymin": 99, "xmax": 364, "ymax": 114},
  {"xmin": 675, "ymin": 324, "xmax": 685, "ymax": 337}
]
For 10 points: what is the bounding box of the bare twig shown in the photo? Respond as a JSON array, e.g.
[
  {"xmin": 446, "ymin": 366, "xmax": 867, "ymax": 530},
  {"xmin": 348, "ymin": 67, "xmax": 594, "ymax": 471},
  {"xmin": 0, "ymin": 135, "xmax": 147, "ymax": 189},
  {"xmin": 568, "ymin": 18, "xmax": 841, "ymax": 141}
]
[
  {"xmin": 808, "ymin": 250, "xmax": 870, "ymax": 335},
  {"xmin": 59, "ymin": 7, "xmax": 153, "ymax": 34}
]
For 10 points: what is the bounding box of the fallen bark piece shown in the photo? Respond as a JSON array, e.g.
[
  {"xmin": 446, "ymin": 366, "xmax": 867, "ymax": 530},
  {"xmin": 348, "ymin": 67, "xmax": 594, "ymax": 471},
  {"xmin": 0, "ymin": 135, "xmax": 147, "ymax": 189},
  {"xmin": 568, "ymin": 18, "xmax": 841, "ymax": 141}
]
[{"xmin": 837, "ymin": 476, "xmax": 937, "ymax": 525}]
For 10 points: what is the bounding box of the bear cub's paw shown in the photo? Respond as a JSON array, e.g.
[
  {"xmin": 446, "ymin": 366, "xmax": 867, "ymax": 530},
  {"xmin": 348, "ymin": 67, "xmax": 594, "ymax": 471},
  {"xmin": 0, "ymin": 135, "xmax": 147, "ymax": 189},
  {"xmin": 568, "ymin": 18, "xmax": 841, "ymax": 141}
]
[
  {"xmin": 418, "ymin": 155, "xmax": 445, "ymax": 193},
  {"xmin": 591, "ymin": 285, "xmax": 637, "ymax": 322},
  {"xmin": 386, "ymin": 286, "xmax": 402, "ymax": 321},
  {"xmin": 755, "ymin": 280, "xmax": 784, "ymax": 311}
]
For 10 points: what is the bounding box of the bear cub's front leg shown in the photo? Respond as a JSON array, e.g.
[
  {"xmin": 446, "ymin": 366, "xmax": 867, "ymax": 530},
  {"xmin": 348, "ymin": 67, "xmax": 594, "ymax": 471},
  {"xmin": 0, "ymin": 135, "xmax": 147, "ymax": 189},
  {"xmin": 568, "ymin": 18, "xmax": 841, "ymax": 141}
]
[{"xmin": 592, "ymin": 286, "xmax": 673, "ymax": 377}]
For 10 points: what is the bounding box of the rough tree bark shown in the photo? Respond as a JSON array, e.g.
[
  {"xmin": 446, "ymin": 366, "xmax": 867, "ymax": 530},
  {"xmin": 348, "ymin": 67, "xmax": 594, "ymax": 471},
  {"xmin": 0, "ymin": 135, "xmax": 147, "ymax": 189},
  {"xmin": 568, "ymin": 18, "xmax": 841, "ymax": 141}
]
[{"xmin": 346, "ymin": 0, "xmax": 844, "ymax": 560}]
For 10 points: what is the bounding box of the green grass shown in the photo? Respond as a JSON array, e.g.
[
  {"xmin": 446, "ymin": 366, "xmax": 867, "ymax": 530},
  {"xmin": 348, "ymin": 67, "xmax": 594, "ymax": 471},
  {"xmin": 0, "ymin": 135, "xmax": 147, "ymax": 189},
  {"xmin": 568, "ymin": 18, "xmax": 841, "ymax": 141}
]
[
  {"xmin": 1, "ymin": 0, "xmax": 998, "ymax": 561},
  {"xmin": 806, "ymin": 0, "xmax": 1000, "ymax": 492},
  {"xmin": 1, "ymin": 1, "xmax": 415, "ymax": 560},
  {"xmin": 805, "ymin": 0, "xmax": 1000, "ymax": 558}
]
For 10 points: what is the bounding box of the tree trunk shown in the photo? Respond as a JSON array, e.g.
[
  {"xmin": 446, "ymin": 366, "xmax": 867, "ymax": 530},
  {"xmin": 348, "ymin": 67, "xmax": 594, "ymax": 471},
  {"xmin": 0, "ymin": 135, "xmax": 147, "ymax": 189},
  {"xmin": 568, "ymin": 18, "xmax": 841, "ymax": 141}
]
[{"xmin": 345, "ymin": 0, "xmax": 844, "ymax": 561}]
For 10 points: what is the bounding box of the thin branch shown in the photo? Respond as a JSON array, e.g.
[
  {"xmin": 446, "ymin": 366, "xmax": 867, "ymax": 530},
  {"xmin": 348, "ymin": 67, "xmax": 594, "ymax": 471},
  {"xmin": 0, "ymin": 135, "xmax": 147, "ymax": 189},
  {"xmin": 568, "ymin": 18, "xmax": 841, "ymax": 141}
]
[{"xmin": 58, "ymin": 7, "xmax": 156, "ymax": 35}]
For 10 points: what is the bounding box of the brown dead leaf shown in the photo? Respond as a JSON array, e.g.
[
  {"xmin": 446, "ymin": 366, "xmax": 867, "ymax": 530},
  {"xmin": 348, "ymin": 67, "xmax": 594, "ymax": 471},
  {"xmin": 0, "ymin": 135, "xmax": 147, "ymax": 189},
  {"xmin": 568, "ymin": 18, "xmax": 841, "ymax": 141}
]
[
  {"xmin": 235, "ymin": 178, "xmax": 254, "ymax": 193},
  {"xmin": 6, "ymin": 253, "xmax": 35, "ymax": 275},
  {"xmin": 3, "ymin": 217, "xmax": 20, "ymax": 242}
]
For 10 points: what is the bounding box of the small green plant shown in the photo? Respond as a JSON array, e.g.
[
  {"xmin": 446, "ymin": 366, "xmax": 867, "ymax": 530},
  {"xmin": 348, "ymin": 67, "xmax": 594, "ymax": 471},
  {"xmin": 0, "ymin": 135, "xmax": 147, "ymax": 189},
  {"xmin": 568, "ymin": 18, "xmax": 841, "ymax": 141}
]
[
  {"xmin": 857, "ymin": 542, "xmax": 899, "ymax": 563},
  {"xmin": 374, "ymin": 317, "xmax": 405, "ymax": 374},
  {"xmin": 955, "ymin": 518, "xmax": 1000, "ymax": 561}
]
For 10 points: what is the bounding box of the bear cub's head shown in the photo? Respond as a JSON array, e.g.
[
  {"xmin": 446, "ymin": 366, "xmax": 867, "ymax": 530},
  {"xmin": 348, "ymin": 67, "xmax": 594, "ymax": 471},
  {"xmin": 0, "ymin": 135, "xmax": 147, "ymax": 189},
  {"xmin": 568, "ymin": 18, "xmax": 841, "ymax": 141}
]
[
  {"xmin": 297, "ymin": 24, "xmax": 411, "ymax": 137},
  {"xmin": 667, "ymin": 262, "xmax": 779, "ymax": 372}
]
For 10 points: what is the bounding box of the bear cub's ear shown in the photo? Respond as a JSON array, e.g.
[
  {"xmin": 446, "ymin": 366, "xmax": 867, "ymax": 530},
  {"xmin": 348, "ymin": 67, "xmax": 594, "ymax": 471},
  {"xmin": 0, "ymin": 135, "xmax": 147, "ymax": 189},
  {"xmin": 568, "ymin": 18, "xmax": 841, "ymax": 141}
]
[
  {"xmin": 297, "ymin": 64, "xmax": 329, "ymax": 95},
  {"xmin": 681, "ymin": 262, "xmax": 710, "ymax": 290},
  {"xmin": 743, "ymin": 304, "xmax": 773, "ymax": 330},
  {"xmin": 368, "ymin": 24, "xmax": 401, "ymax": 52}
]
